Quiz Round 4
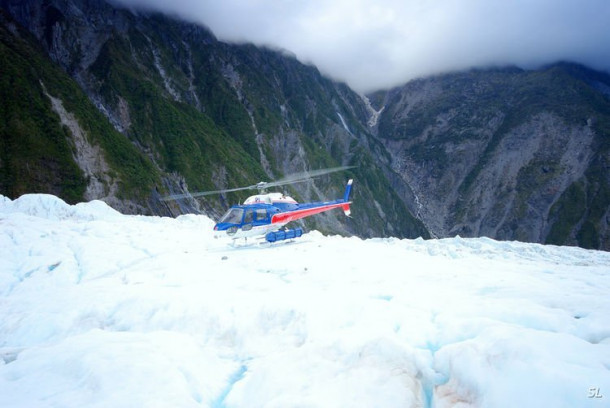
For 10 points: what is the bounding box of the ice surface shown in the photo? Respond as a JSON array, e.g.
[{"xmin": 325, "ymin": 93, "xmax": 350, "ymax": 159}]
[{"xmin": 1, "ymin": 194, "xmax": 610, "ymax": 407}]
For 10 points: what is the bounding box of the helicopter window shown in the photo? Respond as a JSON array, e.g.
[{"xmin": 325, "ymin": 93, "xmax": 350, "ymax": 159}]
[
  {"xmin": 255, "ymin": 209, "xmax": 268, "ymax": 221},
  {"xmin": 244, "ymin": 210, "xmax": 254, "ymax": 224},
  {"xmin": 219, "ymin": 208, "xmax": 244, "ymax": 224}
]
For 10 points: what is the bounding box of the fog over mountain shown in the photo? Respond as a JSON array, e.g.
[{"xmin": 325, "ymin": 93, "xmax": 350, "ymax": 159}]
[{"xmin": 112, "ymin": 0, "xmax": 610, "ymax": 93}]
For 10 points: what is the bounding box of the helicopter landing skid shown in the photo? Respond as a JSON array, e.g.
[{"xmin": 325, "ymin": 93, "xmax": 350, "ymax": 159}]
[{"xmin": 227, "ymin": 230, "xmax": 305, "ymax": 249}]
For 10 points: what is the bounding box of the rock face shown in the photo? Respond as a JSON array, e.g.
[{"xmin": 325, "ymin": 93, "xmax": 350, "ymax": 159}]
[
  {"xmin": 44, "ymin": 88, "xmax": 117, "ymax": 201},
  {"xmin": 1, "ymin": 0, "xmax": 609, "ymax": 249},
  {"xmin": 370, "ymin": 66, "xmax": 610, "ymax": 249}
]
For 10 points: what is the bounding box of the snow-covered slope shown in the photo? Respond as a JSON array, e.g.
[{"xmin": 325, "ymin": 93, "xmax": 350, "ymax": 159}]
[{"xmin": 1, "ymin": 194, "xmax": 609, "ymax": 408}]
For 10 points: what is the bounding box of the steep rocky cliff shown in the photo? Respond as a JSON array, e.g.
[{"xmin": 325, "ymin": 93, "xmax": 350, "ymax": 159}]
[{"xmin": 370, "ymin": 65, "xmax": 610, "ymax": 249}]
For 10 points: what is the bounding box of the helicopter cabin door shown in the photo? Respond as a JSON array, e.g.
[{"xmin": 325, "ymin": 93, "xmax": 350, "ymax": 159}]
[{"xmin": 241, "ymin": 208, "xmax": 270, "ymax": 231}]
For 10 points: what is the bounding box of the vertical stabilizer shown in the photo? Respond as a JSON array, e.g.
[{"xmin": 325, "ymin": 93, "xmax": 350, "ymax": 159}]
[
  {"xmin": 344, "ymin": 179, "xmax": 353, "ymax": 202},
  {"xmin": 343, "ymin": 179, "xmax": 353, "ymax": 216}
]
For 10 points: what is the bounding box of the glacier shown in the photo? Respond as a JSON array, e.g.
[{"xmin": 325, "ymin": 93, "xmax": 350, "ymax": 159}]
[{"xmin": 1, "ymin": 194, "xmax": 609, "ymax": 407}]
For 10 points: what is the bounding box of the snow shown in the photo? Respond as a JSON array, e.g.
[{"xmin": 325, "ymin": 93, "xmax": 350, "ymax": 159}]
[{"xmin": 1, "ymin": 194, "xmax": 610, "ymax": 408}]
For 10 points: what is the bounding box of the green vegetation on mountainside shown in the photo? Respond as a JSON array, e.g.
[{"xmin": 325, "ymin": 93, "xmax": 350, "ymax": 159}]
[
  {"xmin": 0, "ymin": 18, "xmax": 86, "ymax": 202},
  {"xmin": 1, "ymin": 11, "xmax": 159, "ymax": 202},
  {"xmin": 88, "ymin": 26, "xmax": 266, "ymax": 199}
]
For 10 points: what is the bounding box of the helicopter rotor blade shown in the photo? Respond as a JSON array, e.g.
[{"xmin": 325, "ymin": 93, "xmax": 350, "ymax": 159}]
[
  {"xmin": 160, "ymin": 184, "xmax": 258, "ymax": 201},
  {"xmin": 262, "ymin": 165, "xmax": 356, "ymax": 189},
  {"xmin": 160, "ymin": 165, "xmax": 355, "ymax": 201}
]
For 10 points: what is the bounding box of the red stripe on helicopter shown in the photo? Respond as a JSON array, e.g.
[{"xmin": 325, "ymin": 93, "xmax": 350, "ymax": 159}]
[{"xmin": 271, "ymin": 202, "xmax": 350, "ymax": 224}]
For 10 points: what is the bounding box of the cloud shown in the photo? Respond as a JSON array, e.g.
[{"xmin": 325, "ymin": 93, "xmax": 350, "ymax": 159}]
[{"xmin": 112, "ymin": 0, "xmax": 610, "ymax": 93}]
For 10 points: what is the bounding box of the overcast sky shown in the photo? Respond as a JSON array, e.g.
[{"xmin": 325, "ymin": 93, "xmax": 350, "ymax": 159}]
[{"xmin": 114, "ymin": 0, "xmax": 610, "ymax": 93}]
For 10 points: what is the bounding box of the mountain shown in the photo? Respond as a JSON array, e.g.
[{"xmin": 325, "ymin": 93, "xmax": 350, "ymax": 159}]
[
  {"xmin": 0, "ymin": 0, "xmax": 427, "ymax": 239},
  {"xmin": 369, "ymin": 64, "xmax": 610, "ymax": 250},
  {"xmin": 1, "ymin": 0, "xmax": 610, "ymax": 249}
]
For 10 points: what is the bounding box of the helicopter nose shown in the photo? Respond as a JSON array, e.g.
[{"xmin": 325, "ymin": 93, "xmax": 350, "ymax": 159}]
[
  {"xmin": 213, "ymin": 224, "xmax": 227, "ymax": 239},
  {"xmin": 213, "ymin": 223, "xmax": 239, "ymax": 238}
]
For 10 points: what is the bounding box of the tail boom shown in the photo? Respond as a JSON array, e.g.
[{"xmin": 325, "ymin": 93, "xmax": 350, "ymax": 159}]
[
  {"xmin": 271, "ymin": 201, "xmax": 350, "ymax": 224},
  {"xmin": 271, "ymin": 179, "xmax": 354, "ymax": 224}
]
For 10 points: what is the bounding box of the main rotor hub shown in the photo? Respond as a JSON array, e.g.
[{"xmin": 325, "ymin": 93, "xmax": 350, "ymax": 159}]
[{"xmin": 255, "ymin": 181, "xmax": 268, "ymax": 193}]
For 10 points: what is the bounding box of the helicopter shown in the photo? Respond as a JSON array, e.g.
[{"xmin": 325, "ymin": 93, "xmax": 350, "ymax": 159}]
[{"xmin": 161, "ymin": 166, "xmax": 354, "ymax": 243}]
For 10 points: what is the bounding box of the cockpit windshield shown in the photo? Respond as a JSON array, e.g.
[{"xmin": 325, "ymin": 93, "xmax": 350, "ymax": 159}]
[{"xmin": 218, "ymin": 208, "xmax": 244, "ymax": 224}]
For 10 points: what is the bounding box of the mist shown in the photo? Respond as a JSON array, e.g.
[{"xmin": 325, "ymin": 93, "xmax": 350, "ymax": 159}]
[{"xmin": 113, "ymin": 0, "xmax": 610, "ymax": 93}]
